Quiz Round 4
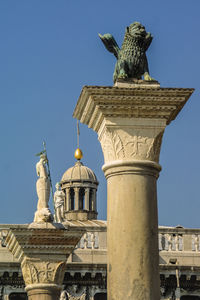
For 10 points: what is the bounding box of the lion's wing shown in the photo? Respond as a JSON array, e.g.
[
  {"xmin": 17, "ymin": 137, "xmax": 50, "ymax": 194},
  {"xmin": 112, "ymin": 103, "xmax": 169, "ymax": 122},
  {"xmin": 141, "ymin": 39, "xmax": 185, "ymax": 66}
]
[
  {"xmin": 98, "ymin": 33, "xmax": 120, "ymax": 58},
  {"xmin": 144, "ymin": 33, "xmax": 153, "ymax": 51}
]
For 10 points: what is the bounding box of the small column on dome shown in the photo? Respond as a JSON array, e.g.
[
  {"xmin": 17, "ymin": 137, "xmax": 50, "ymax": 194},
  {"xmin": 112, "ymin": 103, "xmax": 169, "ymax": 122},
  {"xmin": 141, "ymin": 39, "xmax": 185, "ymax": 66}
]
[
  {"xmin": 92, "ymin": 189, "xmax": 97, "ymax": 211},
  {"xmin": 74, "ymin": 187, "xmax": 79, "ymax": 210},
  {"xmin": 66, "ymin": 188, "xmax": 70, "ymax": 211}
]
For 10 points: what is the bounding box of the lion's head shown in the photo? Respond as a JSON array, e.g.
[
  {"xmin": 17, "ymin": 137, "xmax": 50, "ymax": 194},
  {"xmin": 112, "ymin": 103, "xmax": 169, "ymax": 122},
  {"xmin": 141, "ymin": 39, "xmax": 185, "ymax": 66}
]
[{"xmin": 127, "ymin": 22, "xmax": 147, "ymax": 38}]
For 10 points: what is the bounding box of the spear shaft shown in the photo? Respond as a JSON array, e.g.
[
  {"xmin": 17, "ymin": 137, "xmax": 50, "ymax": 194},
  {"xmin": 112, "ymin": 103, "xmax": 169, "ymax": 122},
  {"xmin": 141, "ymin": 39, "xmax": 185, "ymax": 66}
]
[{"xmin": 42, "ymin": 141, "xmax": 55, "ymax": 213}]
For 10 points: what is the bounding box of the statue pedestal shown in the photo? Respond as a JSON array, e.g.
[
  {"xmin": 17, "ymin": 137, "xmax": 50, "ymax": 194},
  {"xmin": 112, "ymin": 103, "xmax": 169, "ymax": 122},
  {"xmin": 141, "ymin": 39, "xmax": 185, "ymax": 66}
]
[
  {"xmin": 5, "ymin": 223, "xmax": 85, "ymax": 300},
  {"xmin": 73, "ymin": 82, "xmax": 194, "ymax": 300}
]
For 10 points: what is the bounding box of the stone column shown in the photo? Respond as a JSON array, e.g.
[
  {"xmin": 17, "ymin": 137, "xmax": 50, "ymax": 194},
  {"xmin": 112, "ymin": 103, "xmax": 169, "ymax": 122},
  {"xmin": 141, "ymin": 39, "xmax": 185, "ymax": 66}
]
[
  {"xmin": 5, "ymin": 223, "xmax": 85, "ymax": 300},
  {"xmin": 85, "ymin": 188, "xmax": 90, "ymax": 210},
  {"xmin": 92, "ymin": 189, "xmax": 96, "ymax": 212},
  {"xmin": 73, "ymin": 83, "xmax": 194, "ymax": 300},
  {"xmin": 66, "ymin": 188, "xmax": 70, "ymax": 211},
  {"xmin": 74, "ymin": 187, "xmax": 79, "ymax": 210}
]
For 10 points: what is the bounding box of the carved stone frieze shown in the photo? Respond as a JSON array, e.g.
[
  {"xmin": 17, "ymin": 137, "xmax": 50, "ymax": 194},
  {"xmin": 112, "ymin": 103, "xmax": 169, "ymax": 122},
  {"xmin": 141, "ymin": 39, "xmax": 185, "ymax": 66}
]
[
  {"xmin": 66, "ymin": 285, "xmax": 86, "ymax": 297},
  {"xmin": 99, "ymin": 125, "xmax": 164, "ymax": 164},
  {"xmin": 65, "ymin": 285, "xmax": 104, "ymax": 300},
  {"xmin": 21, "ymin": 258, "xmax": 66, "ymax": 286},
  {"xmin": 0, "ymin": 229, "xmax": 8, "ymax": 248}
]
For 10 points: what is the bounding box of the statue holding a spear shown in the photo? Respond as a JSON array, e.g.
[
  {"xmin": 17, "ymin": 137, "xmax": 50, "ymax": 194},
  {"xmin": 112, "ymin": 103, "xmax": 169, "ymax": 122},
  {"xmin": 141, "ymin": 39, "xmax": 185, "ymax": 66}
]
[{"xmin": 34, "ymin": 142, "xmax": 54, "ymax": 223}]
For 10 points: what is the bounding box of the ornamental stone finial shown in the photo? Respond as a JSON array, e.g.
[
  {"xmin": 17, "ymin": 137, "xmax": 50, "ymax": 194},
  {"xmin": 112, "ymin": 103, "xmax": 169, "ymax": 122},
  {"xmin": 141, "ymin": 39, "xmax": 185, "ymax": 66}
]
[{"xmin": 99, "ymin": 21, "xmax": 154, "ymax": 82}]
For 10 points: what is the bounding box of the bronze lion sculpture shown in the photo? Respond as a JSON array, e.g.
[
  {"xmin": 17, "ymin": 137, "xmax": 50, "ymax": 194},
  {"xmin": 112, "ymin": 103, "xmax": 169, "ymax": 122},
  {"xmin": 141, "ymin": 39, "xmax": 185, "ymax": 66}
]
[{"xmin": 99, "ymin": 22, "xmax": 155, "ymax": 83}]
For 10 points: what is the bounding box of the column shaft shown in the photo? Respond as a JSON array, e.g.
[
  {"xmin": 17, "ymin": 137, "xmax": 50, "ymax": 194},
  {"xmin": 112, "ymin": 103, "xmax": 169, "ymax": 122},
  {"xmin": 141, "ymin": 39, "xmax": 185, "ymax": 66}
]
[
  {"xmin": 66, "ymin": 188, "xmax": 70, "ymax": 211},
  {"xmin": 74, "ymin": 188, "xmax": 79, "ymax": 210},
  {"xmin": 104, "ymin": 161, "xmax": 160, "ymax": 300}
]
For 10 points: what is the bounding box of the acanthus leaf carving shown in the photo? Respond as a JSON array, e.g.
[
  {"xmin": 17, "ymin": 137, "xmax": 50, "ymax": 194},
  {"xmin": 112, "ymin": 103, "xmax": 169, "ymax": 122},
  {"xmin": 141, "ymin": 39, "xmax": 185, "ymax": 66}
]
[
  {"xmin": 146, "ymin": 131, "xmax": 164, "ymax": 162},
  {"xmin": 99, "ymin": 128, "xmax": 116, "ymax": 163},
  {"xmin": 21, "ymin": 258, "xmax": 66, "ymax": 286},
  {"xmin": 112, "ymin": 131, "xmax": 125, "ymax": 159},
  {"xmin": 99, "ymin": 126, "xmax": 164, "ymax": 163}
]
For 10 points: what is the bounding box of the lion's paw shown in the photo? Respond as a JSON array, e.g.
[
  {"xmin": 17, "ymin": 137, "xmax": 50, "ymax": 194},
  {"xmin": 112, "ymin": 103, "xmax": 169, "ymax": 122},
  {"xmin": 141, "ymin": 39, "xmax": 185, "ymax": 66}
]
[
  {"xmin": 144, "ymin": 72, "xmax": 155, "ymax": 81},
  {"xmin": 118, "ymin": 72, "xmax": 128, "ymax": 80}
]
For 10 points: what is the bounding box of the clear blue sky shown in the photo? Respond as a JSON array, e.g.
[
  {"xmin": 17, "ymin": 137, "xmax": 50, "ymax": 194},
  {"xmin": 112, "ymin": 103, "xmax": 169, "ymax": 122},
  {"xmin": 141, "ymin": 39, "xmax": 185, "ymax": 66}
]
[{"xmin": 0, "ymin": 0, "xmax": 199, "ymax": 227}]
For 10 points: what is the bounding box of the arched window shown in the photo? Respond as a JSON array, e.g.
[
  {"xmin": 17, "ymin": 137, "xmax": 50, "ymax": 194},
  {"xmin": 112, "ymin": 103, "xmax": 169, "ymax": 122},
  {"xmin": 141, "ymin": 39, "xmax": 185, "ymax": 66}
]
[{"xmin": 70, "ymin": 188, "xmax": 75, "ymax": 210}]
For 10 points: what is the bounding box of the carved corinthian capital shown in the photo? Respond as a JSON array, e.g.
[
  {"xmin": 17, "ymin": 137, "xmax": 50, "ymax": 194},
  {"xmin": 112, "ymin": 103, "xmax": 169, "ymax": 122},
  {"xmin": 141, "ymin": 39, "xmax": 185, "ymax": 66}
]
[
  {"xmin": 98, "ymin": 119, "xmax": 165, "ymax": 164},
  {"xmin": 21, "ymin": 258, "xmax": 66, "ymax": 286}
]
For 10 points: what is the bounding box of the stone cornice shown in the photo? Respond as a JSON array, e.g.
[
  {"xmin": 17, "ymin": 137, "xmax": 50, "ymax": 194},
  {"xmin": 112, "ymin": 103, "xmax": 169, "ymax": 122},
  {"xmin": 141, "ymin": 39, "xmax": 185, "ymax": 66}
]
[
  {"xmin": 5, "ymin": 225, "xmax": 85, "ymax": 262},
  {"xmin": 73, "ymin": 86, "xmax": 194, "ymax": 132}
]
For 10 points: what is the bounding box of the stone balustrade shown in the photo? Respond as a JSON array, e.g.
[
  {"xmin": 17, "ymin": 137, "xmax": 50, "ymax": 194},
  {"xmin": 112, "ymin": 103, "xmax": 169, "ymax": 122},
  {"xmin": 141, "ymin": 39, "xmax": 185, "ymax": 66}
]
[
  {"xmin": 159, "ymin": 233, "xmax": 183, "ymax": 251},
  {"xmin": 158, "ymin": 227, "xmax": 200, "ymax": 252}
]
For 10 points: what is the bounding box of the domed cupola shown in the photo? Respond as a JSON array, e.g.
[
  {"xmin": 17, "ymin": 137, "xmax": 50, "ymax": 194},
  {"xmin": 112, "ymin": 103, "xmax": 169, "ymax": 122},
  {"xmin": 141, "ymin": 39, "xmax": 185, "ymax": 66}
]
[{"xmin": 60, "ymin": 148, "xmax": 99, "ymax": 221}]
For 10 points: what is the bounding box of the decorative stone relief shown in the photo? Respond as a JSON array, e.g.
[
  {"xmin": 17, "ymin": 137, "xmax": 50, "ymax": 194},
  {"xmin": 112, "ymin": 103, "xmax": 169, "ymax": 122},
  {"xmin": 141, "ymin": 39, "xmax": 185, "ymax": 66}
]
[
  {"xmin": 160, "ymin": 286, "xmax": 166, "ymax": 298},
  {"xmin": 21, "ymin": 258, "xmax": 66, "ymax": 286},
  {"xmin": 60, "ymin": 290, "xmax": 89, "ymax": 300},
  {"xmin": 66, "ymin": 286, "xmax": 105, "ymax": 300},
  {"xmin": 99, "ymin": 128, "xmax": 116, "ymax": 163},
  {"xmin": 77, "ymin": 232, "xmax": 99, "ymax": 249},
  {"xmin": 99, "ymin": 126, "xmax": 164, "ymax": 164},
  {"xmin": 60, "ymin": 290, "xmax": 68, "ymax": 300},
  {"xmin": 66, "ymin": 286, "xmax": 86, "ymax": 299},
  {"xmin": 0, "ymin": 229, "xmax": 8, "ymax": 247}
]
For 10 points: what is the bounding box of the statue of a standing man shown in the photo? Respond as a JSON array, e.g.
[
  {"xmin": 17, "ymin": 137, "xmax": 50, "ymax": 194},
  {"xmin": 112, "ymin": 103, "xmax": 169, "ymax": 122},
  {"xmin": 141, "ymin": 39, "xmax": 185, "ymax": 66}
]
[
  {"xmin": 34, "ymin": 154, "xmax": 53, "ymax": 223},
  {"xmin": 54, "ymin": 182, "xmax": 65, "ymax": 223}
]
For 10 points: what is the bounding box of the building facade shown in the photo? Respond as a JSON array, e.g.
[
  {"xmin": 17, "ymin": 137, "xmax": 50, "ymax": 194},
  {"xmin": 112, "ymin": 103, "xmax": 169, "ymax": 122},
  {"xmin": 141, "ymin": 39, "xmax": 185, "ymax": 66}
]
[{"xmin": 0, "ymin": 159, "xmax": 199, "ymax": 300}]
